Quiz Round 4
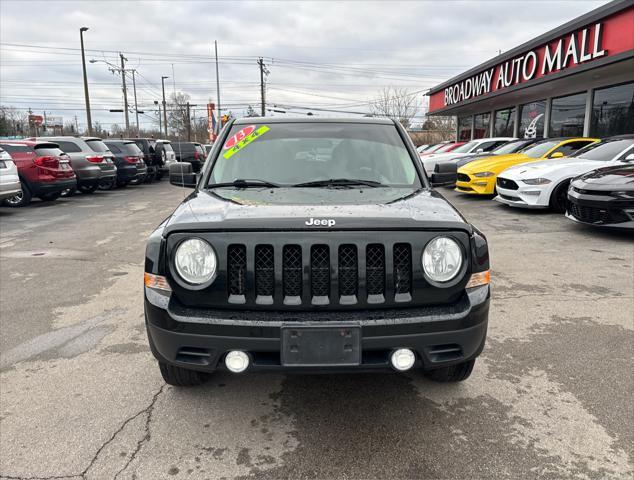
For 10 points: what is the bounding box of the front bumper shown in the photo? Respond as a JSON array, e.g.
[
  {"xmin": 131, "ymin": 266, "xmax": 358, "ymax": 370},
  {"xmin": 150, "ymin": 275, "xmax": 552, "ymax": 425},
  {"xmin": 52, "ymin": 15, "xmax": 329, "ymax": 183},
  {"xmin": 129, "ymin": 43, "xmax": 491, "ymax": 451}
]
[
  {"xmin": 455, "ymin": 176, "xmax": 496, "ymax": 195},
  {"xmin": 494, "ymin": 183, "xmax": 550, "ymax": 209},
  {"xmin": 566, "ymin": 189, "xmax": 634, "ymax": 229},
  {"xmin": 29, "ymin": 178, "xmax": 77, "ymax": 196},
  {"xmin": 145, "ymin": 285, "xmax": 490, "ymax": 373}
]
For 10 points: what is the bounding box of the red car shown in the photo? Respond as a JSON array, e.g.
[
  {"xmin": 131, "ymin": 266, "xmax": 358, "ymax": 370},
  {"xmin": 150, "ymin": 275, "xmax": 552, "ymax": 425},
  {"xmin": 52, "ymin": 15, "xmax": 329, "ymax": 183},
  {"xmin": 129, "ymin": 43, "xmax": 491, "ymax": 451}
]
[
  {"xmin": 0, "ymin": 140, "xmax": 76, "ymax": 207},
  {"xmin": 419, "ymin": 141, "xmax": 466, "ymax": 157}
]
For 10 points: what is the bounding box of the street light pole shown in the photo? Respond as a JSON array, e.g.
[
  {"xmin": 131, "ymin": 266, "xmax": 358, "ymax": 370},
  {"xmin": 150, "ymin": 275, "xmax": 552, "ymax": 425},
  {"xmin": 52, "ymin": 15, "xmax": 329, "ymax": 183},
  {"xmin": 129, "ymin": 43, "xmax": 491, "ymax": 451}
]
[
  {"xmin": 161, "ymin": 76, "xmax": 169, "ymax": 137},
  {"xmin": 79, "ymin": 27, "xmax": 93, "ymax": 135}
]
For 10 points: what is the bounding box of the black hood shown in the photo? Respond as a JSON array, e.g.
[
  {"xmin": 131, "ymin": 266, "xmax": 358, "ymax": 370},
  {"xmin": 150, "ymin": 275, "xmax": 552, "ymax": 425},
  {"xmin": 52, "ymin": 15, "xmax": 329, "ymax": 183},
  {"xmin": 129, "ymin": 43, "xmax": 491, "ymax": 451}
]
[
  {"xmin": 163, "ymin": 187, "xmax": 470, "ymax": 234},
  {"xmin": 573, "ymin": 164, "xmax": 634, "ymax": 191}
]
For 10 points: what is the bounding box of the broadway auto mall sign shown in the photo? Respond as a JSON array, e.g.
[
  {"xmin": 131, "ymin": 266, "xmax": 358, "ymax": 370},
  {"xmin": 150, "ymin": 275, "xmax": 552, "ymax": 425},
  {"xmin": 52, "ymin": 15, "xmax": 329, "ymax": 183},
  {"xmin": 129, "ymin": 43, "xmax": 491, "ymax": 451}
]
[{"xmin": 428, "ymin": 6, "xmax": 634, "ymax": 112}]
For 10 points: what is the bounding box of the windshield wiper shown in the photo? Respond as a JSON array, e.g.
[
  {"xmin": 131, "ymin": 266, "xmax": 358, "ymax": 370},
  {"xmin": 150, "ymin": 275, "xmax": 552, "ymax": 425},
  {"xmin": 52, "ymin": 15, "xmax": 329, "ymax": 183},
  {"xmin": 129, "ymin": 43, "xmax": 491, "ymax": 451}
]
[
  {"xmin": 207, "ymin": 179, "xmax": 281, "ymax": 189},
  {"xmin": 293, "ymin": 178, "xmax": 383, "ymax": 188}
]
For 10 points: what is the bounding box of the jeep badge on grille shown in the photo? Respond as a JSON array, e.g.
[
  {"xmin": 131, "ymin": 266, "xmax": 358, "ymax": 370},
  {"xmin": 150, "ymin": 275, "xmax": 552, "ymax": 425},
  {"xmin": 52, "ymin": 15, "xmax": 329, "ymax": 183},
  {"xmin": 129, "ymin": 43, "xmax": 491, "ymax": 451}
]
[{"xmin": 305, "ymin": 217, "xmax": 336, "ymax": 227}]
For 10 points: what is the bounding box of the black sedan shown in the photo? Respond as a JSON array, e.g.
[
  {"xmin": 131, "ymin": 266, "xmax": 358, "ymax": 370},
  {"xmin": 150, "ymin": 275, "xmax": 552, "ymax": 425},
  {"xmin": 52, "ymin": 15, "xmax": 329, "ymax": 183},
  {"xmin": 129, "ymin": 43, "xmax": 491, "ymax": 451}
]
[
  {"xmin": 103, "ymin": 140, "xmax": 148, "ymax": 186},
  {"xmin": 566, "ymin": 163, "xmax": 634, "ymax": 230}
]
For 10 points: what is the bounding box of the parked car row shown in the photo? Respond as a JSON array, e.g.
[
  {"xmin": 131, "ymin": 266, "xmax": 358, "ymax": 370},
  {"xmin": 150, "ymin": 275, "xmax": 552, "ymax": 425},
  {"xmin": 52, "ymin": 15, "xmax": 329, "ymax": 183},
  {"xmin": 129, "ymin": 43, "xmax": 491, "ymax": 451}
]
[
  {"xmin": 0, "ymin": 137, "xmax": 208, "ymax": 208},
  {"xmin": 422, "ymin": 135, "xmax": 634, "ymax": 230}
]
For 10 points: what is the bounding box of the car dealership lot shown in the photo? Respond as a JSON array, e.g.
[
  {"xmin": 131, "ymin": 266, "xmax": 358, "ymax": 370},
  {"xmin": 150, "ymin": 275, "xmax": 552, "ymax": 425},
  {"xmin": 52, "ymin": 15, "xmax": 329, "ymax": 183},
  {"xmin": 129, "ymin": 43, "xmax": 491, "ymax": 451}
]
[{"xmin": 0, "ymin": 183, "xmax": 632, "ymax": 480}]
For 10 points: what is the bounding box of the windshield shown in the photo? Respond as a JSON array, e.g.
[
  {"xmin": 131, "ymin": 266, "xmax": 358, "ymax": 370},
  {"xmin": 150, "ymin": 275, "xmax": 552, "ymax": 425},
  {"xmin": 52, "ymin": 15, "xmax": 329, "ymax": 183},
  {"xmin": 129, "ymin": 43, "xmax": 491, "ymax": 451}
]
[
  {"xmin": 85, "ymin": 139, "xmax": 110, "ymax": 153},
  {"xmin": 521, "ymin": 140, "xmax": 559, "ymax": 158},
  {"xmin": 209, "ymin": 122, "xmax": 421, "ymax": 188},
  {"xmin": 493, "ymin": 140, "xmax": 530, "ymax": 155},
  {"xmin": 451, "ymin": 141, "xmax": 477, "ymax": 153},
  {"xmin": 572, "ymin": 139, "xmax": 634, "ymax": 161}
]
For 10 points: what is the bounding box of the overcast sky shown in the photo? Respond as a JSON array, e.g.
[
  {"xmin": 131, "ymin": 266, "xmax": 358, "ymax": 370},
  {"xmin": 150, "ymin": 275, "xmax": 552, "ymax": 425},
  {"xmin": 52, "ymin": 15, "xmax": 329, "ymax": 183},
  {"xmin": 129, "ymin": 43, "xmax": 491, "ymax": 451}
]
[{"xmin": 0, "ymin": 0, "xmax": 606, "ymax": 133}]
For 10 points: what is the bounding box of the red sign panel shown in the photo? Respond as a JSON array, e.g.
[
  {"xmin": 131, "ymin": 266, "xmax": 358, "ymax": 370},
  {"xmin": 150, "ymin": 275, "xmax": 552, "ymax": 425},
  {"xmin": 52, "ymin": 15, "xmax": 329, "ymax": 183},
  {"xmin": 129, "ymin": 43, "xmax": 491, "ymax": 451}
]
[{"xmin": 428, "ymin": 6, "xmax": 634, "ymax": 113}]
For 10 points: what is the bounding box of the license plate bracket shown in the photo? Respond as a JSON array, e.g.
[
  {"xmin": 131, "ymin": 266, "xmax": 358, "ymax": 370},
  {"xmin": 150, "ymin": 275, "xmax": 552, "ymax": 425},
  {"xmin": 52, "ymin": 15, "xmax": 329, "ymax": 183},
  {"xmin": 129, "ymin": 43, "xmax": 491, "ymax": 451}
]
[{"xmin": 281, "ymin": 325, "xmax": 361, "ymax": 367}]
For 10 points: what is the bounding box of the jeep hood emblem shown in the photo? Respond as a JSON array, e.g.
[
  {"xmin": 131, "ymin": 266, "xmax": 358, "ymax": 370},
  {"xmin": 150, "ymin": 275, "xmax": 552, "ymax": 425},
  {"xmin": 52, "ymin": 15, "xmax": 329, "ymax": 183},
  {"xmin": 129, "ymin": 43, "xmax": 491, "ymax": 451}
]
[{"xmin": 306, "ymin": 217, "xmax": 336, "ymax": 227}]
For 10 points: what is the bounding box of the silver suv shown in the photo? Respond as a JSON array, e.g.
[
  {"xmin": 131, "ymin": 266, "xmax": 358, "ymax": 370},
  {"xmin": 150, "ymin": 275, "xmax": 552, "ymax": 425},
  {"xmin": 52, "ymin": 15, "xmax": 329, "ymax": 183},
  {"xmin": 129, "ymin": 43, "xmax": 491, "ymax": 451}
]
[{"xmin": 33, "ymin": 136, "xmax": 117, "ymax": 193}]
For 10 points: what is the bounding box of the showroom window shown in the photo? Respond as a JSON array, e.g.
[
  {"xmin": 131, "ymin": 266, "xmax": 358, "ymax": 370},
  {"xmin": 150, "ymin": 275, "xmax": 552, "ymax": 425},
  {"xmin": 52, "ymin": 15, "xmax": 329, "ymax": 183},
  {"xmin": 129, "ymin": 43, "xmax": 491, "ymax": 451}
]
[
  {"xmin": 473, "ymin": 113, "xmax": 490, "ymax": 139},
  {"xmin": 457, "ymin": 116, "xmax": 472, "ymax": 141},
  {"xmin": 494, "ymin": 107, "xmax": 516, "ymax": 137},
  {"xmin": 591, "ymin": 82, "xmax": 634, "ymax": 137},
  {"xmin": 549, "ymin": 92, "xmax": 587, "ymax": 137},
  {"xmin": 518, "ymin": 100, "xmax": 545, "ymax": 138}
]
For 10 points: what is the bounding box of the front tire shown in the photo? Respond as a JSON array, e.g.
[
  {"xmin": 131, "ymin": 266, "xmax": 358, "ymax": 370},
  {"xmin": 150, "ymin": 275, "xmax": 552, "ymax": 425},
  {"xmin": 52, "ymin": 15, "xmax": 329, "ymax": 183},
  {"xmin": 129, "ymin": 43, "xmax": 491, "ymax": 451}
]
[
  {"xmin": 159, "ymin": 362, "xmax": 207, "ymax": 387},
  {"xmin": 425, "ymin": 359, "xmax": 475, "ymax": 382},
  {"xmin": 549, "ymin": 180, "xmax": 570, "ymax": 213}
]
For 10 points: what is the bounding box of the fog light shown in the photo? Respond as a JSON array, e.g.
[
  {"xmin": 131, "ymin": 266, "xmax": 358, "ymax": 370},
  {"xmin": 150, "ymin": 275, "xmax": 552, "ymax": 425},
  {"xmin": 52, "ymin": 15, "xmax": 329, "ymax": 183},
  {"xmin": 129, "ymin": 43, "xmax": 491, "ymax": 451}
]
[
  {"xmin": 390, "ymin": 348, "xmax": 416, "ymax": 371},
  {"xmin": 225, "ymin": 351, "xmax": 250, "ymax": 373}
]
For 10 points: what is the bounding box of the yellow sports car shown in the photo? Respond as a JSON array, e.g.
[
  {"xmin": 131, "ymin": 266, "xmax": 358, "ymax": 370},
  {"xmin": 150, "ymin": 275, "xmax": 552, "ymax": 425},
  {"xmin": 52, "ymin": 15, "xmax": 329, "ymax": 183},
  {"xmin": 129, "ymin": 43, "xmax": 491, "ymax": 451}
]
[{"xmin": 455, "ymin": 137, "xmax": 599, "ymax": 195}]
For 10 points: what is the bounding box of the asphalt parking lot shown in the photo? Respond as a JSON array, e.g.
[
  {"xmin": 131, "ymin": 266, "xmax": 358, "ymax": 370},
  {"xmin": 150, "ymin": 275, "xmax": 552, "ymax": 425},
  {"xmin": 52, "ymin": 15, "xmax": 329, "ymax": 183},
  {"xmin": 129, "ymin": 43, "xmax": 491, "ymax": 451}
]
[{"xmin": 0, "ymin": 182, "xmax": 632, "ymax": 480}]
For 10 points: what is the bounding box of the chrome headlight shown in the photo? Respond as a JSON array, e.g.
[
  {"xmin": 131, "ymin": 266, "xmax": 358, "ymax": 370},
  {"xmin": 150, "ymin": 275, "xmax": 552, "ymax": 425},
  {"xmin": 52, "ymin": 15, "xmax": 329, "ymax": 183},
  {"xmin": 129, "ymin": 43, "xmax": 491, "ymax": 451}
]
[
  {"xmin": 474, "ymin": 171, "xmax": 494, "ymax": 178},
  {"xmin": 174, "ymin": 238, "xmax": 217, "ymax": 285},
  {"xmin": 422, "ymin": 237, "xmax": 463, "ymax": 283},
  {"xmin": 522, "ymin": 178, "xmax": 551, "ymax": 185}
]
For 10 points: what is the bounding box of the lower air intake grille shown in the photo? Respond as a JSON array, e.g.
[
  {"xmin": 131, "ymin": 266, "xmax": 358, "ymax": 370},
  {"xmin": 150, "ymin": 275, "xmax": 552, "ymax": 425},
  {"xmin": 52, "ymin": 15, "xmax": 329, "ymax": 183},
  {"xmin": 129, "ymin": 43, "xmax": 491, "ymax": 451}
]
[
  {"xmin": 283, "ymin": 245, "xmax": 302, "ymax": 297},
  {"xmin": 228, "ymin": 245, "xmax": 246, "ymax": 296}
]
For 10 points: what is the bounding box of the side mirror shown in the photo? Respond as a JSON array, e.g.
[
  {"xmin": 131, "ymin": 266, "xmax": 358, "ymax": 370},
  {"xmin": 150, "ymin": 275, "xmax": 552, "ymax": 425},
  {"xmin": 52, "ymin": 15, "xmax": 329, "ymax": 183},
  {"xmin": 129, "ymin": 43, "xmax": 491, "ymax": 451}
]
[
  {"xmin": 430, "ymin": 173, "xmax": 446, "ymax": 187},
  {"xmin": 169, "ymin": 162, "xmax": 197, "ymax": 188},
  {"xmin": 625, "ymin": 153, "xmax": 634, "ymax": 161},
  {"xmin": 550, "ymin": 151, "xmax": 565, "ymax": 159},
  {"xmin": 476, "ymin": 148, "xmax": 484, "ymax": 153}
]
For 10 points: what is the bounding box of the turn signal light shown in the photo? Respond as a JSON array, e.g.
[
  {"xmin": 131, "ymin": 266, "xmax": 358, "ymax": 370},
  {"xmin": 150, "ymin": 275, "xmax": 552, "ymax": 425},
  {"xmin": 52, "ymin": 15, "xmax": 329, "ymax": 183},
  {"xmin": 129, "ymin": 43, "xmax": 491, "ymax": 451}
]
[
  {"xmin": 466, "ymin": 270, "xmax": 490, "ymax": 289},
  {"xmin": 144, "ymin": 272, "xmax": 172, "ymax": 292}
]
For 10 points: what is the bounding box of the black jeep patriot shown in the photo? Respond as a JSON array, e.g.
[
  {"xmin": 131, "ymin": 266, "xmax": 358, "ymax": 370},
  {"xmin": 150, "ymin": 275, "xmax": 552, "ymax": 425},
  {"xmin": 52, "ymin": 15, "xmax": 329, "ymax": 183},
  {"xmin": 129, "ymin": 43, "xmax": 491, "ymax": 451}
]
[{"xmin": 144, "ymin": 118, "xmax": 490, "ymax": 386}]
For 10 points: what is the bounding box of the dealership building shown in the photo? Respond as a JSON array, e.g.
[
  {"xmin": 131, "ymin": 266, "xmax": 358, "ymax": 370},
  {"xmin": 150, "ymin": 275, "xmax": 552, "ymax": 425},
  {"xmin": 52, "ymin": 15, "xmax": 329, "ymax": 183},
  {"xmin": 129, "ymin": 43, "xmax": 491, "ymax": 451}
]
[{"xmin": 427, "ymin": 0, "xmax": 634, "ymax": 140}]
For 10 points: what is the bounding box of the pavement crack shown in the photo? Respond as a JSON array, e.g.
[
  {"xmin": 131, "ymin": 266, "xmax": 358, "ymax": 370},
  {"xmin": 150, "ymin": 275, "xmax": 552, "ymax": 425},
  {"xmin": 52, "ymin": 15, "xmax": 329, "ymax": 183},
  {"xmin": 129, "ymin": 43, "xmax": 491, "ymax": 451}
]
[{"xmin": 80, "ymin": 383, "xmax": 166, "ymax": 479}]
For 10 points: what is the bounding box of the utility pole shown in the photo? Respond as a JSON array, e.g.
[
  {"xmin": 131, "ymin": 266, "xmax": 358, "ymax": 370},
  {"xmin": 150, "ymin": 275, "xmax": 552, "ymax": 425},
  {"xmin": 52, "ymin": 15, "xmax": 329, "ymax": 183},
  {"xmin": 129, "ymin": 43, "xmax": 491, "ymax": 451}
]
[
  {"xmin": 161, "ymin": 76, "xmax": 169, "ymax": 137},
  {"xmin": 258, "ymin": 57, "xmax": 267, "ymax": 117},
  {"xmin": 74, "ymin": 115, "xmax": 79, "ymax": 133},
  {"xmin": 79, "ymin": 27, "xmax": 93, "ymax": 135},
  {"xmin": 214, "ymin": 41, "xmax": 221, "ymax": 135},
  {"xmin": 119, "ymin": 53, "xmax": 130, "ymax": 135},
  {"xmin": 131, "ymin": 69, "xmax": 139, "ymax": 135},
  {"xmin": 186, "ymin": 102, "xmax": 191, "ymax": 141}
]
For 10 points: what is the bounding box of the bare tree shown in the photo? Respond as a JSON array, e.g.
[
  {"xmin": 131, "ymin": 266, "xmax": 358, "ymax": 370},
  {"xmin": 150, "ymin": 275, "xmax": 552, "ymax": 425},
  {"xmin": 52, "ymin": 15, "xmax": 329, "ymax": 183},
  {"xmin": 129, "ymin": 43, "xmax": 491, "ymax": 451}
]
[
  {"xmin": 0, "ymin": 105, "xmax": 29, "ymax": 136},
  {"xmin": 167, "ymin": 91, "xmax": 191, "ymax": 138},
  {"xmin": 371, "ymin": 86, "xmax": 418, "ymax": 129}
]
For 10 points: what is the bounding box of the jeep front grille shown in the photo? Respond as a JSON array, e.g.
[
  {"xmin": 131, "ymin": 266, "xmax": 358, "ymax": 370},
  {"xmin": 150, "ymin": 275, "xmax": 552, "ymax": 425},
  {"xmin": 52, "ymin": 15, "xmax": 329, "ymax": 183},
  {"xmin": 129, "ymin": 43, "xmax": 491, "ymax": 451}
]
[
  {"xmin": 283, "ymin": 245, "xmax": 303, "ymax": 300},
  {"xmin": 338, "ymin": 245, "xmax": 358, "ymax": 299},
  {"xmin": 224, "ymin": 241, "xmax": 413, "ymax": 306},
  {"xmin": 255, "ymin": 245, "xmax": 274, "ymax": 301},
  {"xmin": 310, "ymin": 245, "xmax": 330, "ymax": 300},
  {"xmin": 393, "ymin": 243, "xmax": 412, "ymax": 300},
  {"xmin": 228, "ymin": 244, "xmax": 246, "ymax": 302}
]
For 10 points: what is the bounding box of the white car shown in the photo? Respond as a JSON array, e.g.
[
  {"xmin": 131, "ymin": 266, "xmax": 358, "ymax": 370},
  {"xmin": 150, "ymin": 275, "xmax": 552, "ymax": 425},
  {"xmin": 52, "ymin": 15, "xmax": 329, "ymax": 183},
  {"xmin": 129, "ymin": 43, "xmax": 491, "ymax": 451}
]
[
  {"xmin": 422, "ymin": 137, "xmax": 515, "ymax": 174},
  {"xmin": 495, "ymin": 135, "xmax": 634, "ymax": 212},
  {"xmin": 0, "ymin": 147, "xmax": 21, "ymax": 202}
]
